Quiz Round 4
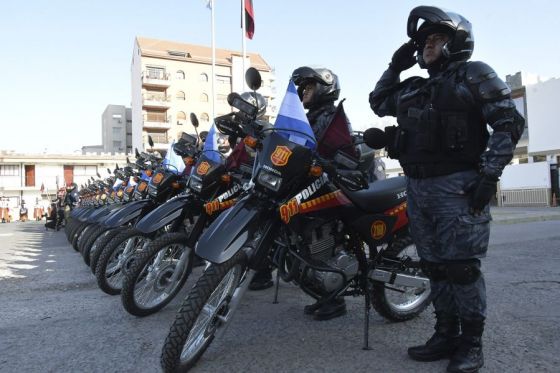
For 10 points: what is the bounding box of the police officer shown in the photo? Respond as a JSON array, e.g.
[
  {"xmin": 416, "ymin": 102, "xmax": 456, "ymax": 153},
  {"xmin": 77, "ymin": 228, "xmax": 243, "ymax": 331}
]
[
  {"xmin": 369, "ymin": 6, "xmax": 524, "ymax": 373},
  {"xmin": 250, "ymin": 66, "xmax": 350, "ymax": 321}
]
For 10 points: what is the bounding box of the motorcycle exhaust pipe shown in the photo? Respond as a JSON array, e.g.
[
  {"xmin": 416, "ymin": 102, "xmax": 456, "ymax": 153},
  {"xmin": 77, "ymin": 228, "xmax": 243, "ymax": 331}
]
[{"xmin": 369, "ymin": 269, "xmax": 429, "ymax": 289}]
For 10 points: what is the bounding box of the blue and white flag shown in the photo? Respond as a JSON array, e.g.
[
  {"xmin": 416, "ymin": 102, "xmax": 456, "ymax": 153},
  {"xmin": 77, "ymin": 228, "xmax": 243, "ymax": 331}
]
[
  {"xmin": 113, "ymin": 178, "xmax": 123, "ymax": 191},
  {"xmin": 162, "ymin": 141, "xmax": 186, "ymax": 174},
  {"xmin": 203, "ymin": 123, "xmax": 222, "ymax": 163},
  {"xmin": 274, "ymin": 81, "xmax": 317, "ymax": 149}
]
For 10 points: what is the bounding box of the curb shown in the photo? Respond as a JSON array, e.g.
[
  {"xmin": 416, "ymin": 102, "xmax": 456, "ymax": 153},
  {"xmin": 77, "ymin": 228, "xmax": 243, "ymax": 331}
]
[{"xmin": 491, "ymin": 214, "xmax": 560, "ymax": 225}]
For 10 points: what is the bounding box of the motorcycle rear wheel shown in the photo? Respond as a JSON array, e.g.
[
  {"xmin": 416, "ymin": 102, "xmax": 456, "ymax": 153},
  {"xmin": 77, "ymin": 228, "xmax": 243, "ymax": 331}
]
[
  {"xmin": 371, "ymin": 235, "xmax": 431, "ymax": 321},
  {"xmin": 161, "ymin": 251, "xmax": 247, "ymax": 372}
]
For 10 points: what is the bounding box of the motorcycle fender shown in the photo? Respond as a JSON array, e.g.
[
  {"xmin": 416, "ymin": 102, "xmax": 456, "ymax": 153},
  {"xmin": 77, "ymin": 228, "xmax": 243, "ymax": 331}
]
[
  {"xmin": 103, "ymin": 200, "xmax": 152, "ymax": 228},
  {"xmin": 135, "ymin": 195, "xmax": 193, "ymax": 234},
  {"xmin": 94, "ymin": 204, "xmax": 124, "ymax": 224},
  {"xmin": 86, "ymin": 205, "xmax": 114, "ymax": 223},
  {"xmin": 196, "ymin": 195, "xmax": 261, "ymax": 264},
  {"xmin": 78, "ymin": 208, "xmax": 99, "ymax": 222}
]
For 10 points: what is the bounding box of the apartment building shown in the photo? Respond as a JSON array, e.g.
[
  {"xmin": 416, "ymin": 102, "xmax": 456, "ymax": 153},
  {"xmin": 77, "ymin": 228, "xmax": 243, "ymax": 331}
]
[
  {"xmin": 82, "ymin": 105, "xmax": 132, "ymax": 155},
  {"xmin": 0, "ymin": 151, "xmax": 127, "ymax": 210},
  {"xmin": 131, "ymin": 36, "xmax": 277, "ymax": 151}
]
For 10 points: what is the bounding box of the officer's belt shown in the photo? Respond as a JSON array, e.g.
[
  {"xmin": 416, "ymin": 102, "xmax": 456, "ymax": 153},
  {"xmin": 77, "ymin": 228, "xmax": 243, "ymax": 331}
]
[{"xmin": 403, "ymin": 163, "xmax": 475, "ymax": 179}]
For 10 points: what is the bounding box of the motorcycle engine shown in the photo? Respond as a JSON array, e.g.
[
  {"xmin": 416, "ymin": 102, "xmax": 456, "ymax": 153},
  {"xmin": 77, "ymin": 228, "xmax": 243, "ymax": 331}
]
[{"xmin": 303, "ymin": 222, "xmax": 359, "ymax": 293}]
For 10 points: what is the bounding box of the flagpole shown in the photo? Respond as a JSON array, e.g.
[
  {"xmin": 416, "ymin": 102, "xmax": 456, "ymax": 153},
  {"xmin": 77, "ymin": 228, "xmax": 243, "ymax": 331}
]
[
  {"xmin": 210, "ymin": 0, "xmax": 217, "ymax": 125},
  {"xmin": 241, "ymin": 0, "xmax": 247, "ymax": 90}
]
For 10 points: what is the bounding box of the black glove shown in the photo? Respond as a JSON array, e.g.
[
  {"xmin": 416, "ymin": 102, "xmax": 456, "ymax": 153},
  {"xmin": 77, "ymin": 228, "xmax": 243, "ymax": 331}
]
[
  {"xmin": 468, "ymin": 174, "xmax": 499, "ymax": 215},
  {"xmin": 389, "ymin": 40, "xmax": 417, "ymax": 73}
]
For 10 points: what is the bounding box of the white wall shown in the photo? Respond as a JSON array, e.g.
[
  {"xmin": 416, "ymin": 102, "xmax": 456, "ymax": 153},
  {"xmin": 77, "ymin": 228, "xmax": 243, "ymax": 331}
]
[
  {"xmin": 131, "ymin": 40, "xmax": 144, "ymax": 152},
  {"xmin": 526, "ymin": 78, "xmax": 560, "ymax": 154},
  {"xmin": 500, "ymin": 162, "xmax": 550, "ymax": 189}
]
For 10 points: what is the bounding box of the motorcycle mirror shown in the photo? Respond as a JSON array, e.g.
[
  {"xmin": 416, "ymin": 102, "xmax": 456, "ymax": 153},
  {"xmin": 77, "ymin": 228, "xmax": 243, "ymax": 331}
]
[
  {"xmin": 107, "ymin": 168, "xmax": 111, "ymax": 174},
  {"xmin": 91, "ymin": 176, "xmax": 95, "ymax": 181},
  {"xmin": 190, "ymin": 113, "xmax": 199, "ymax": 128},
  {"xmin": 126, "ymin": 156, "xmax": 130, "ymax": 164},
  {"xmin": 96, "ymin": 172, "xmax": 101, "ymax": 178},
  {"xmin": 135, "ymin": 148, "xmax": 140, "ymax": 158},
  {"xmin": 148, "ymin": 135, "xmax": 154, "ymax": 148},
  {"xmin": 245, "ymin": 67, "xmax": 262, "ymax": 91}
]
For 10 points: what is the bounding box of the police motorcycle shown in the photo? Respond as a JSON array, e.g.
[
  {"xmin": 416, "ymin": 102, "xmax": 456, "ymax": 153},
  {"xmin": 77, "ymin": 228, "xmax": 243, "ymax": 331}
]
[
  {"xmin": 67, "ymin": 150, "xmax": 155, "ymax": 265},
  {"xmin": 87, "ymin": 157, "xmax": 158, "ymax": 276},
  {"xmin": 160, "ymin": 68, "xmax": 431, "ymax": 372},
  {"xmin": 78, "ymin": 162, "xmax": 144, "ymax": 266},
  {"xmin": 120, "ymin": 106, "xmax": 265, "ymax": 317},
  {"xmin": 65, "ymin": 151, "xmax": 151, "ymax": 245},
  {"xmin": 93, "ymin": 136, "xmax": 196, "ymax": 295}
]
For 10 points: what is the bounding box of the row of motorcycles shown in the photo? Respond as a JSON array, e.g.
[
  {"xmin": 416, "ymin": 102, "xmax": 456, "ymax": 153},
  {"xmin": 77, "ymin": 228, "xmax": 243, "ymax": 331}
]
[{"xmin": 64, "ymin": 68, "xmax": 431, "ymax": 372}]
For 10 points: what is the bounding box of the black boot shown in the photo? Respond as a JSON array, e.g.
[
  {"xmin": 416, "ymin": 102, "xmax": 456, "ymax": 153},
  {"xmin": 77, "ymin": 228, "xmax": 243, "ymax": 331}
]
[
  {"xmin": 249, "ymin": 268, "xmax": 273, "ymax": 291},
  {"xmin": 408, "ymin": 313, "xmax": 460, "ymax": 362},
  {"xmin": 306, "ymin": 298, "xmax": 346, "ymax": 321},
  {"xmin": 447, "ymin": 318, "xmax": 484, "ymax": 373}
]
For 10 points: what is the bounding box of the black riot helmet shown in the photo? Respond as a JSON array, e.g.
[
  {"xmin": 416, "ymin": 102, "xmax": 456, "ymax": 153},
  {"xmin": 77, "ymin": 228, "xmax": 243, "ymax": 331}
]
[
  {"xmin": 291, "ymin": 66, "xmax": 340, "ymax": 109},
  {"xmin": 407, "ymin": 6, "xmax": 474, "ymax": 68}
]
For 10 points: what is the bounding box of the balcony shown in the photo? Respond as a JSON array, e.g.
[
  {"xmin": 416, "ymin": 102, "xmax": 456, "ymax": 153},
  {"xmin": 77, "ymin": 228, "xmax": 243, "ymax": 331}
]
[
  {"xmin": 141, "ymin": 72, "xmax": 171, "ymax": 87},
  {"xmin": 144, "ymin": 133, "xmax": 169, "ymax": 150},
  {"xmin": 142, "ymin": 93, "xmax": 171, "ymax": 109},
  {"xmin": 143, "ymin": 115, "xmax": 172, "ymax": 130}
]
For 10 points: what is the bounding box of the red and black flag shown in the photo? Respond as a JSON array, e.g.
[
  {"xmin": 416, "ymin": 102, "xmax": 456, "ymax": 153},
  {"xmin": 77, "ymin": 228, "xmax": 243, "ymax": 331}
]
[
  {"xmin": 317, "ymin": 100, "xmax": 356, "ymax": 159},
  {"xmin": 244, "ymin": 0, "xmax": 255, "ymax": 39}
]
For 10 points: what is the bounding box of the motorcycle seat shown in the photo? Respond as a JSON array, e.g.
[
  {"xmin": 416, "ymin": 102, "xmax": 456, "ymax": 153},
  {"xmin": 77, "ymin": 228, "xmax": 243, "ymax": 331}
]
[{"xmin": 343, "ymin": 176, "xmax": 407, "ymax": 213}]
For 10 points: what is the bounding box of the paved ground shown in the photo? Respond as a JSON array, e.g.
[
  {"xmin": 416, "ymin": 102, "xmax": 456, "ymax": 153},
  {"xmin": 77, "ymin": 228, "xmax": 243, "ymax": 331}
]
[{"xmin": 0, "ymin": 212, "xmax": 559, "ymax": 372}]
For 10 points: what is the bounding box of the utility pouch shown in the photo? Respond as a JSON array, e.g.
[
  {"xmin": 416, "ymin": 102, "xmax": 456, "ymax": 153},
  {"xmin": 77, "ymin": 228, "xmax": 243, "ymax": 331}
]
[
  {"xmin": 415, "ymin": 107, "xmax": 439, "ymax": 152},
  {"xmin": 442, "ymin": 111, "xmax": 469, "ymax": 151}
]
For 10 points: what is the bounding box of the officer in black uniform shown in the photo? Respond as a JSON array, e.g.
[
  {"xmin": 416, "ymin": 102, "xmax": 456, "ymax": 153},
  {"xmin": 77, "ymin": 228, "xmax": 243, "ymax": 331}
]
[{"xmin": 369, "ymin": 6, "xmax": 524, "ymax": 373}]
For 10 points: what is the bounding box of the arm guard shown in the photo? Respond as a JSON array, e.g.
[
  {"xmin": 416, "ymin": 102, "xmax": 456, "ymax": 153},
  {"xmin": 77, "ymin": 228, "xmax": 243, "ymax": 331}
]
[{"xmin": 369, "ymin": 68, "xmax": 401, "ymax": 117}]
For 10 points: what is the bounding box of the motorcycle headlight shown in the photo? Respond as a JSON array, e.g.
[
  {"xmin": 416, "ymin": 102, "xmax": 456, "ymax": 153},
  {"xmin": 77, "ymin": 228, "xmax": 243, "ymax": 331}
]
[
  {"xmin": 148, "ymin": 185, "xmax": 158, "ymax": 197},
  {"xmin": 189, "ymin": 178, "xmax": 203, "ymax": 193},
  {"xmin": 257, "ymin": 170, "xmax": 282, "ymax": 192}
]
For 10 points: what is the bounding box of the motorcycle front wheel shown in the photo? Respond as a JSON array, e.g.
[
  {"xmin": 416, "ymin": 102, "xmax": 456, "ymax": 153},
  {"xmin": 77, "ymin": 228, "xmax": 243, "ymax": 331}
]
[
  {"xmin": 121, "ymin": 233, "xmax": 193, "ymax": 317},
  {"xmin": 161, "ymin": 251, "xmax": 247, "ymax": 373}
]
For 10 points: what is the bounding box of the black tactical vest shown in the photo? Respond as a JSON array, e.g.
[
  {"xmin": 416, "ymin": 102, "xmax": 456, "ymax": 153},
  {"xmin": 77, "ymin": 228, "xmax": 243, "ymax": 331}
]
[{"xmin": 395, "ymin": 64, "xmax": 488, "ymax": 178}]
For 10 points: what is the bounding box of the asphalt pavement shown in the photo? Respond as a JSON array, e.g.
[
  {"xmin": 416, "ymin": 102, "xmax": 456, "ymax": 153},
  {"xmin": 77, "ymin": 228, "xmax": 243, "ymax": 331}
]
[{"xmin": 0, "ymin": 213, "xmax": 559, "ymax": 373}]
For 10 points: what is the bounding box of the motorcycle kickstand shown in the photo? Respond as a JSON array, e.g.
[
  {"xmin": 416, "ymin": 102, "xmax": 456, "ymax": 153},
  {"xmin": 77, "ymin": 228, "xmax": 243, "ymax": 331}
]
[
  {"xmin": 273, "ymin": 269, "xmax": 280, "ymax": 304},
  {"xmin": 362, "ymin": 284, "xmax": 372, "ymax": 350}
]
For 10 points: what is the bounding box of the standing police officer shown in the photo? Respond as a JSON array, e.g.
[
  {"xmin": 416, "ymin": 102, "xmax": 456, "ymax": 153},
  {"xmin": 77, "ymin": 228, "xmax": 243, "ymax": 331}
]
[{"xmin": 369, "ymin": 6, "xmax": 524, "ymax": 373}]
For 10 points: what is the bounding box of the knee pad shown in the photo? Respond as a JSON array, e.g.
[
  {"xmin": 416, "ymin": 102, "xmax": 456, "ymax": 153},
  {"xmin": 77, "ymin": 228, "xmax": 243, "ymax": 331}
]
[
  {"xmin": 420, "ymin": 259, "xmax": 447, "ymax": 282},
  {"xmin": 445, "ymin": 259, "xmax": 481, "ymax": 285}
]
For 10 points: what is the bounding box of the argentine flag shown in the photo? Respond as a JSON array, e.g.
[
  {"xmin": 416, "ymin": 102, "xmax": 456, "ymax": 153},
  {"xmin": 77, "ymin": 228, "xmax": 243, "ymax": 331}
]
[
  {"xmin": 203, "ymin": 123, "xmax": 222, "ymax": 163},
  {"xmin": 162, "ymin": 141, "xmax": 186, "ymax": 174},
  {"xmin": 274, "ymin": 81, "xmax": 317, "ymax": 150},
  {"xmin": 112, "ymin": 178, "xmax": 123, "ymax": 191}
]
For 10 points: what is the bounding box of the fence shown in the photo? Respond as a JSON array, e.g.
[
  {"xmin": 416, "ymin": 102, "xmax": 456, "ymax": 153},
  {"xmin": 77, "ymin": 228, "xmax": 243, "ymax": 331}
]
[{"xmin": 499, "ymin": 188, "xmax": 551, "ymax": 207}]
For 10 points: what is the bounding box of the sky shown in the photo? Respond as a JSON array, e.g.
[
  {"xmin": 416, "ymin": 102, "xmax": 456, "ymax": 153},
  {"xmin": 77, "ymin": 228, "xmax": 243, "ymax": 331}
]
[{"xmin": 0, "ymin": 0, "xmax": 558, "ymax": 154}]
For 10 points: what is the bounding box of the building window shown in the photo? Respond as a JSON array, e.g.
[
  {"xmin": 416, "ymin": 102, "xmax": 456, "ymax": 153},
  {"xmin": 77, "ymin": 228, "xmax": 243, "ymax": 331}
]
[
  {"xmin": 200, "ymin": 93, "xmax": 209, "ymax": 102},
  {"xmin": 200, "ymin": 113, "xmax": 210, "ymax": 122},
  {"xmin": 0, "ymin": 165, "xmax": 19, "ymax": 176},
  {"xmin": 216, "ymin": 75, "xmax": 231, "ymax": 85},
  {"xmin": 176, "ymin": 91, "xmax": 186, "ymax": 100},
  {"xmin": 74, "ymin": 165, "xmax": 97, "ymax": 176},
  {"xmin": 112, "ymin": 127, "xmax": 121, "ymax": 138},
  {"xmin": 146, "ymin": 66, "xmax": 165, "ymax": 79},
  {"xmin": 177, "ymin": 111, "xmax": 186, "ymax": 124},
  {"xmin": 25, "ymin": 165, "xmax": 35, "ymax": 187},
  {"xmin": 176, "ymin": 70, "xmax": 185, "ymax": 80},
  {"xmin": 199, "ymin": 73, "xmax": 208, "ymax": 82}
]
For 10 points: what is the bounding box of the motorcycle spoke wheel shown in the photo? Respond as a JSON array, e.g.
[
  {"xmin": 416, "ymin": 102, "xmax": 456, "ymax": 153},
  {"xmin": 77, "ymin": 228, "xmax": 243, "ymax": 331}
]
[
  {"xmin": 161, "ymin": 251, "xmax": 247, "ymax": 372},
  {"xmin": 371, "ymin": 235, "xmax": 431, "ymax": 321}
]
